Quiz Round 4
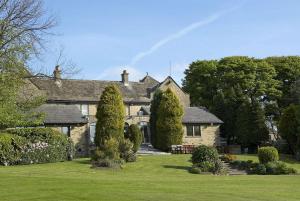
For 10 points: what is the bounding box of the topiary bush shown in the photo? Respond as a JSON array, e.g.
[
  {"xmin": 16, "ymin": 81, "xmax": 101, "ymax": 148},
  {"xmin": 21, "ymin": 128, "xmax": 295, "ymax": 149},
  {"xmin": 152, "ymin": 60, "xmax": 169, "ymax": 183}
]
[
  {"xmin": 191, "ymin": 145, "xmax": 219, "ymax": 164},
  {"xmin": 0, "ymin": 128, "xmax": 74, "ymax": 166},
  {"xmin": 258, "ymin": 146, "xmax": 279, "ymax": 164}
]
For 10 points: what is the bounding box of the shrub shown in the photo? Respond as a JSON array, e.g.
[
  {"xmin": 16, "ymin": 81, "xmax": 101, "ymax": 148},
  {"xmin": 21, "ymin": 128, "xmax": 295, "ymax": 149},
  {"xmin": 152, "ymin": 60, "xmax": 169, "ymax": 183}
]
[
  {"xmin": 127, "ymin": 124, "xmax": 142, "ymax": 153},
  {"xmin": 191, "ymin": 145, "xmax": 219, "ymax": 164},
  {"xmin": 250, "ymin": 163, "xmax": 266, "ymax": 175},
  {"xmin": 91, "ymin": 138, "xmax": 124, "ymax": 168},
  {"xmin": 91, "ymin": 158, "xmax": 124, "ymax": 169},
  {"xmin": 119, "ymin": 139, "xmax": 136, "ymax": 162},
  {"xmin": 220, "ymin": 154, "xmax": 237, "ymax": 162},
  {"xmin": 0, "ymin": 128, "xmax": 74, "ymax": 166},
  {"xmin": 7, "ymin": 128, "xmax": 74, "ymax": 163},
  {"xmin": 189, "ymin": 167, "xmax": 202, "ymax": 174},
  {"xmin": 99, "ymin": 138, "xmax": 120, "ymax": 160},
  {"xmin": 0, "ymin": 133, "xmax": 28, "ymax": 166},
  {"xmin": 265, "ymin": 161, "xmax": 297, "ymax": 175},
  {"xmin": 195, "ymin": 161, "xmax": 215, "ymax": 172},
  {"xmin": 258, "ymin": 146, "xmax": 279, "ymax": 164},
  {"xmin": 213, "ymin": 159, "xmax": 225, "ymax": 174}
]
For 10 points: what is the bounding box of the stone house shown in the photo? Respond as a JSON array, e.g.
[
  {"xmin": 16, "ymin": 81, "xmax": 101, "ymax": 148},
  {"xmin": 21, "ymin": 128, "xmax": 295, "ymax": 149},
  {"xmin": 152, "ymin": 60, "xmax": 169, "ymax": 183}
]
[{"xmin": 28, "ymin": 67, "xmax": 223, "ymax": 156}]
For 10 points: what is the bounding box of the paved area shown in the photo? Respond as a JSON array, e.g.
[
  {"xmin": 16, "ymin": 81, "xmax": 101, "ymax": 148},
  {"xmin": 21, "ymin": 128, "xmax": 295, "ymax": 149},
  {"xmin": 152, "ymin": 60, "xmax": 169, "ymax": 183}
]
[{"xmin": 137, "ymin": 144, "xmax": 171, "ymax": 155}]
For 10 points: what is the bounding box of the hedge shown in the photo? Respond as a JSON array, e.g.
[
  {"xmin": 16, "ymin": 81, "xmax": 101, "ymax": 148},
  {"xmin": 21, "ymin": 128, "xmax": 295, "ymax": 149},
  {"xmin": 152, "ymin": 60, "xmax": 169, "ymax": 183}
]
[{"xmin": 0, "ymin": 128, "xmax": 74, "ymax": 166}]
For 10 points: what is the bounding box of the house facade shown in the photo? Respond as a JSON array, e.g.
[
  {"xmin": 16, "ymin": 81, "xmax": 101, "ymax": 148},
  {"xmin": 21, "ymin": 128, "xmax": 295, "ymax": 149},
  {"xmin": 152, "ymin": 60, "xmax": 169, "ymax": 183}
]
[{"xmin": 28, "ymin": 66, "xmax": 223, "ymax": 156}]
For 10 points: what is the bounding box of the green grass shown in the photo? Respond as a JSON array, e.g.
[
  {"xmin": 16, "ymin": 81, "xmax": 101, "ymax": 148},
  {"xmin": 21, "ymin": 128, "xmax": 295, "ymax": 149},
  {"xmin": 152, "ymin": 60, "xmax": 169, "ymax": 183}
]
[{"xmin": 0, "ymin": 155, "xmax": 300, "ymax": 201}]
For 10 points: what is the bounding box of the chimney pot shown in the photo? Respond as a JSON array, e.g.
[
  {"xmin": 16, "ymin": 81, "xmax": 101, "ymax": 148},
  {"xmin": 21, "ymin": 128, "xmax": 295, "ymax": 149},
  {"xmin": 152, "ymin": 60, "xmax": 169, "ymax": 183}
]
[
  {"xmin": 53, "ymin": 65, "xmax": 61, "ymax": 79},
  {"xmin": 121, "ymin": 70, "xmax": 129, "ymax": 86}
]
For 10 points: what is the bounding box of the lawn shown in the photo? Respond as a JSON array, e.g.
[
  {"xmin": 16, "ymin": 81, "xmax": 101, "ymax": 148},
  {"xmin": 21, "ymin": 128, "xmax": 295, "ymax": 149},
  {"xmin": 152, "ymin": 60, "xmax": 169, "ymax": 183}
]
[{"xmin": 0, "ymin": 155, "xmax": 300, "ymax": 201}]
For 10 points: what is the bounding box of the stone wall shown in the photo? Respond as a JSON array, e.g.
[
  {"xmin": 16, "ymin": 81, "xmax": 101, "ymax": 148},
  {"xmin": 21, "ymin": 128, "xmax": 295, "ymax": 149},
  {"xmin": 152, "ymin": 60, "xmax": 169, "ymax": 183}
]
[
  {"xmin": 154, "ymin": 77, "xmax": 190, "ymax": 107},
  {"xmin": 70, "ymin": 124, "xmax": 89, "ymax": 157},
  {"xmin": 182, "ymin": 124, "xmax": 220, "ymax": 146},
  {"xmin": 48, "ymin": 125, "xmax": 89, "ymax": 157}
]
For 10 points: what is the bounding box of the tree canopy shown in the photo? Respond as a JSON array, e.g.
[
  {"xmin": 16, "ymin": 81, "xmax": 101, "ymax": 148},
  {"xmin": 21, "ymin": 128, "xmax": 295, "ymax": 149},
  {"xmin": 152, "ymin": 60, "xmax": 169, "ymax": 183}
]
[{"xmin": 183, "ymin": 56, "xmax": 298, "ymax": 147}]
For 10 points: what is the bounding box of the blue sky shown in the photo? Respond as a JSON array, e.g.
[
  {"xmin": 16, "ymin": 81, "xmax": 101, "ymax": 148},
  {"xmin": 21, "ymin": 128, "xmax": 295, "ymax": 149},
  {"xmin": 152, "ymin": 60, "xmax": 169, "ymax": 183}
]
[{"xmin": 35, "ymin": 0, "xmax": 300, "ymax": 84}]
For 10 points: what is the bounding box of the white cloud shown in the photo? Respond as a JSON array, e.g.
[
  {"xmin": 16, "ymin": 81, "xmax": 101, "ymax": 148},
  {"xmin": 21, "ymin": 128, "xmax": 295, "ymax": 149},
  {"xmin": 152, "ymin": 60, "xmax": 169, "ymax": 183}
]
[{"xmin": 129, "ymin": 6, "xmax": 241, "ymax": 66}]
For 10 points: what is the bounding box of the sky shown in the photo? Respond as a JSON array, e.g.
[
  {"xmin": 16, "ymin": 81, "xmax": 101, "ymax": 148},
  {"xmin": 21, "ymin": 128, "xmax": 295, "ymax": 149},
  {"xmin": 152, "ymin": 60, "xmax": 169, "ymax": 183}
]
[{"xmin": 34, "ymin": 0, "xmax": 300, "ymax": 84}]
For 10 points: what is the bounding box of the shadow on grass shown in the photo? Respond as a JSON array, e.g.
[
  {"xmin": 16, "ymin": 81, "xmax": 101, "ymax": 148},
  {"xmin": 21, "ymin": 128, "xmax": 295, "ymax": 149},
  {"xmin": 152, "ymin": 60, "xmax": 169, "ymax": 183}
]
[
  {"xmin": 73, "ymin": 159, "xmax": 91, "ymax": 164},
  {"xmin": 163, "ymin": 165, "xmax": 190, "ymax": 171},
  {"xmin": 280, "ymin": 154, "xmax": 300, "ymax": 164}
]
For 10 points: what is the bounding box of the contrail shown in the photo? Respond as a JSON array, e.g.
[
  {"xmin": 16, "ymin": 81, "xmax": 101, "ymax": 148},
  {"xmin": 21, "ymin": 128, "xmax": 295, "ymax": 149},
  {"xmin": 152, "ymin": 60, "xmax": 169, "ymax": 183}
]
[{"xmin": 129, "ymin": 6, "xmax": 240, "ymax": 66}]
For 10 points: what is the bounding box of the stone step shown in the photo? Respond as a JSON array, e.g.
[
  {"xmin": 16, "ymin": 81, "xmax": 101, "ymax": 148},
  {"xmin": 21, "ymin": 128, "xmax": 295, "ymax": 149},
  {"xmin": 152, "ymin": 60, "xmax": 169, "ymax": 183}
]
[{"xmin": 222, "ymin": 162, "xmax": 247, "ymax": 175}]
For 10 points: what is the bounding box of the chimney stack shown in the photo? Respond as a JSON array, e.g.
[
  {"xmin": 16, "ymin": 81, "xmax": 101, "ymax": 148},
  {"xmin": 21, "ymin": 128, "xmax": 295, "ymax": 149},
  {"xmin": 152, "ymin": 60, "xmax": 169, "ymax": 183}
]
[
  {"xmin": 53, "ymin": 65, "xmax": 61, "ymax": 80},
  {"xmin": 121, "ymin": 70, "xmax": 129, "ymax": 86}
]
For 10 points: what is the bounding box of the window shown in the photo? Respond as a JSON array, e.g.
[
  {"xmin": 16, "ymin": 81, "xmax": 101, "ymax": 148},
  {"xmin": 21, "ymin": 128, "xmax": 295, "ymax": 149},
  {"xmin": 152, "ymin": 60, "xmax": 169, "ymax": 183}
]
[
  {"xmin": 61, "ymin": 126, "xmax": 70, "ymax": 137},
  {"xmin": 80, "ymin": 104, "xmax": 89, "ymax": 116},
  {"xmin": 138, "ymin": 110, "xmax": 143, "ymax": 116},
  {"xmin": 89, "ymin": 123, "xmax": 96, "ymax": 143},
  {"xmin": 194, "ymin": 125, "xmax": 201, "ymax": 136},
  {"xmin": 186, "ymin": 125, "xmax": 201, "ymax": 137},
  {"xmin": 187, "ymin": 125, "xmax": 193, "ymax": 136}
]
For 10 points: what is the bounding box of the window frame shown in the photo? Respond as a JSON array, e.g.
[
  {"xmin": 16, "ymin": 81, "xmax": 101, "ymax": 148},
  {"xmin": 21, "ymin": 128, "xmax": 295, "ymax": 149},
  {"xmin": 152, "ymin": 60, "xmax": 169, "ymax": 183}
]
[{"xmin": 185, "ymin": 124, "xmax": 201, "ymax": 137}]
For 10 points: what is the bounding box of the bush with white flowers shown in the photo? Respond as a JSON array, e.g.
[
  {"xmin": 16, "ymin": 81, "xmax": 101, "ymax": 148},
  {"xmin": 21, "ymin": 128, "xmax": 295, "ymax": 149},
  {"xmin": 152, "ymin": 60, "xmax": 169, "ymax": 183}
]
[{"xmin": 0, "ymin": 128, "xmax": 74, "ymax": 166}]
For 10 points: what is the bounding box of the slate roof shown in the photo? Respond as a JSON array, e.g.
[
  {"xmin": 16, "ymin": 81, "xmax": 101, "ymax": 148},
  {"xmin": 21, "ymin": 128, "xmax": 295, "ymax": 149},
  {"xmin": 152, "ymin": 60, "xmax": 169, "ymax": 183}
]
[
  {"xmin": 182, "ymin": 107, "xmax": 223, "ymax": 124},
  {"xmin": 30, "ymin": 75, "xmax": 159, "ymax": 103},
  {"xmin": 36, "ymin": 104, "xmax": 88, "ymax": 124},
  {"xmin": 139, "ymin": 106, "xmax": 222, "ymax": 124}
]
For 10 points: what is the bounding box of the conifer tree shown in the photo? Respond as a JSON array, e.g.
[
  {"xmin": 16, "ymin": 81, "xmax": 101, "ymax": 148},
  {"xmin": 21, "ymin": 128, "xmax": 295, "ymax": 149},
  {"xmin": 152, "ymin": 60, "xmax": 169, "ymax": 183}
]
[
  {"xmin": 127, "ymin": 124, "xmax": 143, "ymax": 153},
  {"xmin": 156, "ymin": 89, "xmax": 183, "ymax": 151},
  {"xmin": 149, "ymin": 90, "xmax": 163, "ymax": 148},
  {"xmin": 95, "ymin": 85, "xmax": 125, "ymax": 147}
]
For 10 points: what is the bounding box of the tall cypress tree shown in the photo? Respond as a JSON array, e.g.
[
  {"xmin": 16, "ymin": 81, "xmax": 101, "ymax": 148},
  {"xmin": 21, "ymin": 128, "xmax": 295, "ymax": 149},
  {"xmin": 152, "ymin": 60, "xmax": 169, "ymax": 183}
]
[
  {"xmin": 156, "ymin": 89, "xmax": 183, "ymax": 151},
  {"xmin": 149, "ymin": 90, "xmax": 163, "ymax": 148},
  {"xmin": 95, "ymin": 85, "xmax": 125, "ymax": 147}
]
